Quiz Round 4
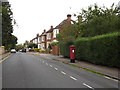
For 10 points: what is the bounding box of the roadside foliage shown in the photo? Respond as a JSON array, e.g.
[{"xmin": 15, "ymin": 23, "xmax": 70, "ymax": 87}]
[
  {"xmin": 58, "ymin": 4, "xmax": 120, "ymax": 68},
  {"xmin": 75, "ymin": 32, "xmax": 120, "ymax": 68},
  {"xmin": 2, "ymin": 2, "xmax": 18, "ymax": 50}
]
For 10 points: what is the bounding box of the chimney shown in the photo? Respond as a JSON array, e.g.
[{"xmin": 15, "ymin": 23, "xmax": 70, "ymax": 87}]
[
  {"xmin": 44, "ymin": 29, "xmax": 46, "ymax": 33},
  {"xmin": 37, "ymin": 33, "xmax": 39, "ymax": 37},
  {"xmin": 67, "ymin": 14, "xmax": 71, "ymax": 20},
  {"xmin": 51, "ymin": 26, "xmax": 53, "ymax": 29}
]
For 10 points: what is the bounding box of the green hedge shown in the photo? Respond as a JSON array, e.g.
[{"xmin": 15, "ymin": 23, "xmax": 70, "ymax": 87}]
[
  {"xmin": 75, "ymin": 32, "xmax": 120, "ymax": 68},
  {"xmin": 60, "ymin": 42, "xmax": 74, "ymax": 57},
  {"xmin": 51, "ymin": 42, "xmax": 58, "ymax": 46}
]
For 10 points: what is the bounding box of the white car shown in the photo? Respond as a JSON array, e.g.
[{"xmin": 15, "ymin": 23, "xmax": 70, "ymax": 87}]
[{"xmin": 11, "ymin": 49, "xmax": 16, "ymax": 53}]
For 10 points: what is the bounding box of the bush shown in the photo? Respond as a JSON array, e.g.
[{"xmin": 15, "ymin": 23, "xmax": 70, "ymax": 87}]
[
  {"xmin": 39, "ymin": 49, "xmax": 46, "ymax": 52},
  {"xmin": 75, "ymin": 32, "xmax": 120, "ymax": 68},
  {"xmin": 60, "ymin": 42, "xmax": 74, "ymax": 57},
  {"xmin": 50, "ymin": 42, "xmax": 58, "ymax": 46},
  {"xmin": 29, "ymin": 48, "xmax": 41, "ymax": 52}
]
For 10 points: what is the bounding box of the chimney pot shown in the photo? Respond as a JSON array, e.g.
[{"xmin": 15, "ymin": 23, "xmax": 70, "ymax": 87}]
[
  {"xmin": 67, "ymin": 14, "xmax": 71, "ymax": 17},
  {"xmin": 67, "ymin": 14, "xmax": 71, "ymax": 21},
  {"xmin": 44, "ymin": 29, "xmax": 46, "ymax": 33},
  {"xmin": 51, "ymin": 26, "xmax": 53, "ymax": 29}
]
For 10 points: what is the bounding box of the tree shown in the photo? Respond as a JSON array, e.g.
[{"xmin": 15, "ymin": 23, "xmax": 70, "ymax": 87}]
[
  {"xmin": 57, "ymin": 22, "xmax": 81, "ymax": 57},
  {"xmin": 2, "ymin": 2, "xmax": 18, "ymax": 50},
  {"xmin": 80, "ymin": 4, "xmax": 120, "ymax": 37},
  {"xmin": 28, "ymin": 43, "xmax": 37, "ymax": 48},
  {"xmin": 57, "ymin": 24, "xmax": 80, "ymax": 44},
  {"xmin": 24, "ymin": 40, "xmax": 29, "ymax": 47},
  {"xmin": 15, "ymin": 44, "xmax": 24, "ymax": 51}
]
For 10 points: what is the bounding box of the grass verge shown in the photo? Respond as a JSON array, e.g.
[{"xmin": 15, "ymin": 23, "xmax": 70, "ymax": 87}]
[{"xmin": 61, "ymin": 60, "xmax": 120, "ymax": 81}]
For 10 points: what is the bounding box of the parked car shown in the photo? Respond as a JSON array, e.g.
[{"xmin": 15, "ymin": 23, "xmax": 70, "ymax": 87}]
[
  {"xmin": 11, "ymin": 49, "xmax": 16, "ymax": 53},
  {"xmin": 22, "ymin": 48, "xmax": 26, "ymax": 53}
]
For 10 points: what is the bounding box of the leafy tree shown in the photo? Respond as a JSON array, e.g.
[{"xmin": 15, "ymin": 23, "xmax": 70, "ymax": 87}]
[
  {"xmin": 28, "ymin": 43, "xmax": 37, "ymax": 48},
  {"xmin": 2, "ymin": 2, "xmax": 17, "ymax": 50},
  {"xmin": 10, "ymin": 35, "xmax": 18, "ymax": 48},
  {"xmin": 80, "ymin": 4, "xmax": 120, "ymax": 37},
  {"xmin": 57, "ymin": 24, "xmax": 81, "ymax": 44},
  {"xmin": 24, "ymin": 40, "xmax": 29, "ymax": 47},
  {"xmin": 57, "ymin": 22, "xmax": 81, "ymax": 57},
  {"xmin": 15, "ymin": 44, "xmax": 24, "ymax": 51}
]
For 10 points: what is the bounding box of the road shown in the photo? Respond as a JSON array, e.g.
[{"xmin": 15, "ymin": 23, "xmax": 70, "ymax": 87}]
[{"xmin": 2, "ymin": 52, "xmax": 119, "ymax": 89}]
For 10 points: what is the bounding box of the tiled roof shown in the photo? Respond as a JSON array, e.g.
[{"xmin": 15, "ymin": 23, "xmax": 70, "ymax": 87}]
[
  {"xmin": 46, "ymin": 28, "xmax": 54, "ymax": 33},
  {"xmin": 54, "ymin": 19, "xmax": 75, "ymax": 29}
]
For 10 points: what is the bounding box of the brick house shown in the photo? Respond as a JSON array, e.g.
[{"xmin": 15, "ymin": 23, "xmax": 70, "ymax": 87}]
[
  {"xmin": 46, "ymin": 26, "xmax": 54, "ymax": 49},
  {"xmin": 51, "ymin": 14, "xmax": 75, "ymax": 55},
  {"xmin": 52, "ymin": 14, "xmax": 75, "ymax": 42},
  {"xmin": 39, "ymin": 30, "xmax": 46, "ymax": 50},
  {"xmin": 30, "ymin": 14, "xmax": 75, "ymax": 52}
]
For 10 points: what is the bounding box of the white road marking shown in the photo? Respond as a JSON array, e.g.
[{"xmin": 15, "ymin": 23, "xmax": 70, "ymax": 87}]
[
  {"xmin": 46, "ymin": 63, "xmax": 48, "ymax": 65},
  {"xmin": 54, "ymin": 68, "xmax": 58, "ymax": 70},
  {"xmin": 104, "ymin": 76, "xmax": 118, "ymax": 82},
  {"xmin": 104, "ymin": 76, "xmax": 111, "ymax": 79},
  {"xmin": 113, "ymin": 79, "xmax": 118, "ymax": 82},
  {"xmin": 83, "ymin": 83, "xmax": 94, "ymax": 89},
  {"xmin": 70, "ymin": 76, "xmax": 77, "ymax": 81},
  {"xmin": 50, "ymin": 65, "xmax": 52, "ymax": 67},
  {"xmin": 61, "ymin": 71, "xmax": 66, "ymax": 75},
  {"xmin": 43, "ymin": 61, "xmax": 44, "ymax": 63},
  {"xmin": 0, "ymin": 54, "xmax": 11, "ymax": 63}
]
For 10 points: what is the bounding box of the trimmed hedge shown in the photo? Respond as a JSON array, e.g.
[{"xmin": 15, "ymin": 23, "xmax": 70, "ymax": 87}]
[
  {"xmin": 60, "ymin": 42, "xmax": 74, "ymax": 57},
  {"xmin": 51, "ymin": 42, "xmax": 58, "ymax": 46},
  {"xmin": 75, "ymin": 32, "xmax": 120, "ymax": 68}
]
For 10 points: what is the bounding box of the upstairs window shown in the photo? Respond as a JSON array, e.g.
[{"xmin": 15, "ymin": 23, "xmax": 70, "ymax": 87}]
[
  {"xmin": 53, "ymin": 29, "xmax": 59, "ymax": 38},
  {"xmin": 41, "ymin": 36, "xmax": 45, "ymax": 42},
  {"xmin": 47, "ymin": 33, "xmax": 51, "ymax": 40}
]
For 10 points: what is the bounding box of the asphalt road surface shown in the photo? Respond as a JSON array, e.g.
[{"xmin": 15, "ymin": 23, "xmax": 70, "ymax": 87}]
[{"xmin": 2, "ymin": 52, "xmax": 119, "ymax": 89}]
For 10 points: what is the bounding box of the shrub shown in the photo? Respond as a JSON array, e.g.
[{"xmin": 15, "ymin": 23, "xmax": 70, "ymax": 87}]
[
  {"xmin": 39, "ymin": 49, "xmax": 46, "ymax": 52},
  {"xmin": 60, "ymin": 42, "xmax": 74, "ymax": 57},
  {"xmin": 75, "ymin": 32, "xmax": 120, "ymax": 68},
  {"xmin": 50, "ymin": 42, "xmax": 58, "ymax": 46},
  {"xmin": 29, "ymin": 48, "xmax": 41, "ymax": 52}
]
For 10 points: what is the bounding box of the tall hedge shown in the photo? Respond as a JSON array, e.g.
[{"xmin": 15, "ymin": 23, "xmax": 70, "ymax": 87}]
[
  {"xmin": 60, "ymin": 42, "xmax": 74, "ymax": 57},
  {"xmin": 75, "ymin": 32, "xmax": 120, "ymax": 68}
]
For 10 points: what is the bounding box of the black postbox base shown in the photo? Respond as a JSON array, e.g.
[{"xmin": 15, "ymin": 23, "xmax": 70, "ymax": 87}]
[{"xmin": 70, "ymin": 59, "xmax": 75, "ymax": 63}]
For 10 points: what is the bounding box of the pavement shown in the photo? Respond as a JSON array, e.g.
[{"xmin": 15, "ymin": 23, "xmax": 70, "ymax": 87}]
[
  {"xmin": 0, "ymin": 52, "xmax": 11, "ymax": 62},
  {"xmin": 28, "ymin": 52, "xmax": 120, "ymax": 80}
]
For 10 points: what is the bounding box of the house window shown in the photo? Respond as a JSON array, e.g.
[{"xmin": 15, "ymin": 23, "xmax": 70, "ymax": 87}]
[
  {"xmin": 47, "ymin": 42, "xmax": 50, "ymax": 48},
  {"xmin": 53, "ymin": 29, "xmax": 59, "ymax": 38},
  {"xmin": 41, "ymin": 43, "xmax": 45, "ymax": 50},
  {"xmin": 42, "ymin": 36, "xmax": 45, "ymax": 42},
  {"xmin": 39, "ymin": 37, "xmax": 41, "ymax": 43},
  {"xmin": 35, "ymin": 39, "xmax": 37, "ymax": 44},
  {"xmin": 47, "ymin": 33, "xmax": 51, "ymax": 40},
  {"xmin": 56, "ymin": 29, "xmax": 59, "ymax": 34},
  {"xmin": 38, "ymin": 44, "xmax": 41, "ymax": 49}
]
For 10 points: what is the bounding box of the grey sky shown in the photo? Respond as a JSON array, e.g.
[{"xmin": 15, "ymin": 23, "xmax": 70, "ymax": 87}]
[
  {"xmin": 8, "ymin": 0, "xmax": 119, "ymax": 44},
  {"xmin": 0, "ymin": 0, "xmax": 8, "ymax": 2}
]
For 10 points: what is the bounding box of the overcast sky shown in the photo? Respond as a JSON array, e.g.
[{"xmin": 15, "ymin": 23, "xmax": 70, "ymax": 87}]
[{"xmin": 8, "ymin": 0, "xmax": 119, "ymax": 44}]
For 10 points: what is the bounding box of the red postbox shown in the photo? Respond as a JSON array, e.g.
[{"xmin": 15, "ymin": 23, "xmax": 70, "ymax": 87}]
[{"xmin": 70, "ymin": 45, "xmax": 75, "ymax": 63}]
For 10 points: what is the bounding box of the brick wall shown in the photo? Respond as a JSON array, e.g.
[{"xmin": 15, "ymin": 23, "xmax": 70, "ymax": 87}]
[
  {"xmin": 51, "ymin": 45, "xmax": 60, "ymax": 56},
  {"xmin": 0, "ymin": 46, "xmax": 5, "ymax": 55}
]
